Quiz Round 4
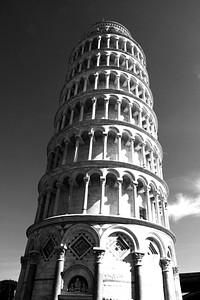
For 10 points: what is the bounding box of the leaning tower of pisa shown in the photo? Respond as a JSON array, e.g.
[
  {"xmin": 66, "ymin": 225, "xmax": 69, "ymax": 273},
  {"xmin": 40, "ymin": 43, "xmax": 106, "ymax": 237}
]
[{"xmin": 15, "ymin": 21, "xmax": 182, "ymax": 300}]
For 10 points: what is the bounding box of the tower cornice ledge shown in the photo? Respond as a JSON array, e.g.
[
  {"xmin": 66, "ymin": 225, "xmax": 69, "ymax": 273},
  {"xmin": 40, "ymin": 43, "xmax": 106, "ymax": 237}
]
[{"xmin": 26, "ymin": 214, "xmax": 176, "ymax": 242}]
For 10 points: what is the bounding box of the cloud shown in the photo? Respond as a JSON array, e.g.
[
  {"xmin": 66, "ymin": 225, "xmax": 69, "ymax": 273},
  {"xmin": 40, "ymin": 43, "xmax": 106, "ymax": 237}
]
[
  {"xmin": 168, "ymin": 193, "xmax": 200, "ymax": 221},
  {"xmin": 167, "ymin": 172, "xmax": 200, "ymax": 221}
]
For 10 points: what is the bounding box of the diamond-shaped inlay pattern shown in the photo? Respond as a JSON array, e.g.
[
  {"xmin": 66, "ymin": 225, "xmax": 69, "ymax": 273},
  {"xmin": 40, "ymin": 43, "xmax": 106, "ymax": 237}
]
[
  {"xmin": 41, "ymin": 236, "xmax": 56, "ymax": 261},
  {"xmin": 69, "ymin": 234, "xmax": 92, "ymax": 259},
  {"xmin": 107, "ymin": 234, "xmax": 130, "ymax": 260}
]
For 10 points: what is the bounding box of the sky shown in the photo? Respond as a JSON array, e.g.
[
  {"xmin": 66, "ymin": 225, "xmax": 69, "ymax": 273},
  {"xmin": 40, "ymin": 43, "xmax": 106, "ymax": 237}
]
[{"xmin": 1, "ymin": 0, "xmax": 200, "ymax": 281}]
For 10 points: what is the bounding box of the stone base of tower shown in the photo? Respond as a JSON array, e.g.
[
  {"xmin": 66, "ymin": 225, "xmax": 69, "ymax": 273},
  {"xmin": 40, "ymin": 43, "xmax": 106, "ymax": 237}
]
[{"xmin": 15, "ymin": 215, "xmax": 182, "ymax": 300}]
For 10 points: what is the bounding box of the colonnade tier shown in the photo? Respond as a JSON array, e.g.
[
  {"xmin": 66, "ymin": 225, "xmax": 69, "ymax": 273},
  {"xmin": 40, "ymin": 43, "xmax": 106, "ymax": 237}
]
[
  {"xmin": 69, "ymin": 31, "xmax": 146, "ymax": 69},
  {"xmin": 67, "ymin": 51, "xmax": 149, "ymax": 85},
  {"xmin": 55, "ymin": 94, "xmax": 158, "ymax": 138},
  {"xmin": 45, "ymin": 127, "xmax": 163, "ymax": 179},
  {"xmin": 35, "ymin": 167, "xmax": 169, "ymax": 228},
  {"xmin": 59, "ymin": 69, "xmax": 153, "ymax": 108}
]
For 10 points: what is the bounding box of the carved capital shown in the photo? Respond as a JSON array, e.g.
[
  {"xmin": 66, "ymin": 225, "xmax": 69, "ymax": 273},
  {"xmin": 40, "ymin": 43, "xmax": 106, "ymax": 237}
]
[
  {"xmin": 93, "ymin": 247, "xmax": 105, "ymax": 263},
  {"xmin": 100, "ymin": 176, "xmax": 106, "ymax": 183},
  {"xmin": 173, "ymin": 266, "xmax": 180, "ymax": 276},
  {"xmin": 56, "ymin": 182, "xmax": 64, "ymax": 189},
  {"xmin": 160, "ymin": 258, "xmax": 171, "ymax": 272},
  {"xmin": 55, "ymin": 245, "xmax": 67, "ymax": 260},
  {"xmin": 46, "ymin": 186, "xmax": 54, "ymax": 193},
  {"xmin": 133, "ymin": 252, "xmax": 145, "ymax": 266},
  {"xmin": 83, "ymin": 176, "xmax": 90, "ymax": 183}
]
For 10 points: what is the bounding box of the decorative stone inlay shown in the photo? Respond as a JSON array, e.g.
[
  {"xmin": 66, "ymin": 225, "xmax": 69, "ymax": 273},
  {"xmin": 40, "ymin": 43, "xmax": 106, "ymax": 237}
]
[
  {"xmin": 69, "ymin": 234, "xmax": 93, "ymax": 259},
  {"xmin": 41, "ymin": 236, "xmax": 57, "ymax": 261},
  {"xmin": 107, "ymin": 234, "xmax": 130, "ymax": 260}
]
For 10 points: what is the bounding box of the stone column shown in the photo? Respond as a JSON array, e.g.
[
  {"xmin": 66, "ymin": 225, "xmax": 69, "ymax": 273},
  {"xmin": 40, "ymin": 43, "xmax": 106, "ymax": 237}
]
[
  {"xmin": 46, "ymin": 151, "xmax": 54, "ymax": 172},
  {"xmin": 67, "ymin": 180, "xmax": 74, "ymax": 213},
  {"xmin": 61, "ymin": 114, "xmax": 66, "ymax": 130},
  {"xmin": 103, "ymin": 132, "xmax": 108, "ymax": 160},
  {"xmin": 116, "ymin": 74, "xmax": 120, "ymax": 90},
  {"xmin": 43, "ymin": 187, "xmax": 53, "ymax": 219},
  {"xmin": 154, "ymin": 191, "xmax": 161, "ymax": 224},
  {"xmin": 131, "ymin": 45, "xmax": 134, "ymax": 56},
  {"xmin": 56, "ymin": 120, "xmax": 60, "ymax": 133},
  {"xmin": 141, "ymin": 143, "xmax": 146, "ymax": 168},
  {"xmin": 100, "ymin": 177, "xmax": 106, "ymax": 214},
  {"xmin": 69, "ymin": 108, "xmax": 74, "ymax": 125},
  {"xmin": 106, "ymin": 35, "xmax": 110, "ymax": 48},
  {"xmin": 135, "ymin": 84, "xmax": 139, "ymax": 98},
  {"xmin": 117, "ymin": 100, "xmax": 121, "ymax": 120},
  {"xmin": 124, "ymin": 40, "xmax": 127, "ymax": 52},
  {"xmin": 79, "ymin": 103, "xmax": 84, "ymax": 121},
  {"xmin": 35, "ymin": 193, "xmax": 45, "ymax": 223},
  {"xmin": 165, "ymin": 203, "xmax": 170, "ymax": 229},
  {"xmin": 14, "ymin": 256, "xmax": 28, "ymax": 300},
  {"xmin": 89, "ymin": 39, "xmax": 92, "ymax": 51},
  {"xmin": 83, "ymin": 77, "xmax": 87, "ymax": 91},
  {"xmin": 160, "ymin": 197, "xmax": 166, "ymax": 227},
  {"xmin": 116, "ymin": 54, "xmax": 120, "ymax": 67},
  {"xmin": 105, "ymin": 71, "xmax": 110, "ymax": 89},
  {"xmin": 137, "ymin": 108, "xmax": 142, "ymax": 127},
  {"xmin": 87, "ymin": 56, "xmax": 91, "ymax": 69},
  {"xmin": 61, "ymin": 139, "xmax": 69, "ymax": 165},
  {"xmin": 127, "ymin": 78, "xmax": 131, "ymax": 93},
  {"xmin": 53, "ymin": 145, "xmax": 60, "ymax": 169},
  {"xmin": 88, "ymin": 132, "xmax": 94, "ymax": 160},
  {"xmin": 160, "ymin": 258, "xmax": 176, "ymax": 300},
  {"xmin": 132, "ymin": 181, "xmax": 139, "ymax": 218},
  {"xmin": 97, "ymin": 53, "xmax": 100, "ymax": 67},
  {"xmin": 117, "ymin": 179, "xmax": 123, "ymax": 215},
  {"xmin": 82, "ymin": 176, "xmax": 90, "ymax": 213},
  {"xmin": 97, "ymin": 36, "xmax": 101, "ymax": 49},
  {"xmin": 74, "ymin": 82, "xmax": 78, "ymax": 95},
  {"xmin": 145, "ymin": 186, "xmax": 152, "ymax": 221},
  {"xmin": 173, "ymin": 266, "xmax": 182, "ymax": 300},
  {"xmin": 129, "ymin": 103, "xmax": 132, "ymax": 122},
  {"xmin": 133, "ymin": 252, "xmax": 145, "ymax": 300},
  {"xmin": 52, "ymin": 246, "xmax": 67, "ymax": 300},
  {"xmin": 53, "ymin": 182, "xmax": 63, "ymax": 216},
  {"xmin": 104, "ymin": 96, "xmax": 109, "ymax": 119},
  {"xmin": 66, "ymin": 89, "xmax": 70, "ymax": 100},
  {"xmin": 22, "ymin": 250, "xmax": 39, "ymax": 300},
  {"xmin": 131, "ymin": 138, "xmax": 135, "ymax": 164},
  {"xmin": 106, "ymin": 52, "xmax": 110, "ymax": 66},
  {"xmin": 116, "ymin": 37, "xmax": 119, "ymax": 49},
  {"xmin": 150, "ymin": 149, "xmax": 155, "ymax": 173},
  {"xmin": 73, "ymin": 136, "xmax": 80, "ymax": 162},
  {"xmin": 117, "ymin": 134, "xmax": 122, "ymax": 161},
  {"xmin": 94, "ymin": 73, "xmax": 99, "ymax": 89},
  {"xmin": 125, "ymin": 57, "xmax": 129, "ymax": 69},
  {"xmin": 92, "ymin": 97, "xmax": 97, "ymax": 119},
  {"xmin": 93, "ymin": 247, "xmax": 105, "ymax": 300}
]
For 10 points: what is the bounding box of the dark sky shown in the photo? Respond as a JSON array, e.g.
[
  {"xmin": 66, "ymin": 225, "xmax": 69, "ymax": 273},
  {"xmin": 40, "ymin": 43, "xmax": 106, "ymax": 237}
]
[{"xmin": 1, "ymin": 0, "xmax": 200, "ymax": 280}]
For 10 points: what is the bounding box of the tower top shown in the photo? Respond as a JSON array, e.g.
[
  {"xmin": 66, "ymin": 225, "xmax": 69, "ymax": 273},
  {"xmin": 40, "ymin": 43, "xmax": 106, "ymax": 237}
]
[{"xmin": 82, "ymin": 20, "xmax": 133, "ymax": 39}]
